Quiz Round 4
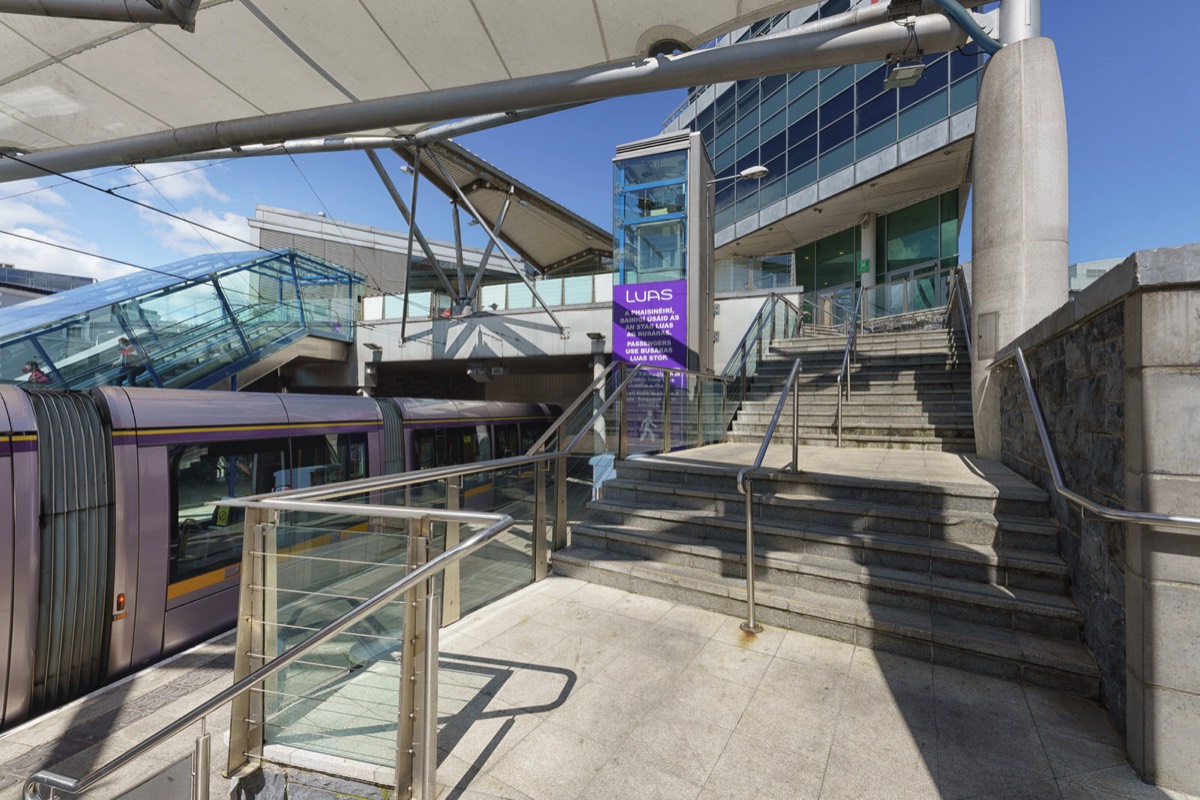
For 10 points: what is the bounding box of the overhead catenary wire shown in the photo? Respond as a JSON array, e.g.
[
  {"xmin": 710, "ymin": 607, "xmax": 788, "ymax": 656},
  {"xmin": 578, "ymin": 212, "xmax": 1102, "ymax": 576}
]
[{"xmin": 0, "ymin": 151, "xmax": 283, "ymax": 258}]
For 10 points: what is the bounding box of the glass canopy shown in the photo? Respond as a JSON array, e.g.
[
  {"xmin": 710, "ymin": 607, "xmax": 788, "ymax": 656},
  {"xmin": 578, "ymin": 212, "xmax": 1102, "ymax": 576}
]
[{"xmin": 0, "ymin": 249, "xmax": 362, "ymax": 391}]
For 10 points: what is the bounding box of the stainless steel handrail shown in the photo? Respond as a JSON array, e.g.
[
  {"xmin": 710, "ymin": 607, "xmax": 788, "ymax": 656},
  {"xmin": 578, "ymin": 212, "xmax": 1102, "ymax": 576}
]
[
  {"xmin": 24, "ymin": 504, "xmax": 515, "ymax": 800},
  {"xmin": 246, "ymin": 364, "xmax": 720, "ymax": 505},
  {"xmin": 948, "ymin": 267, "xmax": 974, "ymax": 363},
  {"xmin": 835, "ymin": 286, "xmax": 863, "ymax": 447},
  {"xmin": 720, "ymin": 292, "xmax": 803, "ymax": 379},
  {"xmin": 526, "ymin": 360, "xmax": 621, "ymax": 455},
  {"xmin": 734, "ymin": 356, "xmax": 804, "ymax": 634},
  {"xmin": 1013, "ymin": 347, "xmax": 1200, "ymax": 533}
]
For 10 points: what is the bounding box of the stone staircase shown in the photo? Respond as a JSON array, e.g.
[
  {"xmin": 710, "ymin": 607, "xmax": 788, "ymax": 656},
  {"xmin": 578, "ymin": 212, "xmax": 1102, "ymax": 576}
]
[
  {"xmin": 553, "ymin": 323, "xmax": 1100, "ymax": 697},
  {"xmin": 729, "ymin": 328, "xmax": 975, "ymax": 452}
]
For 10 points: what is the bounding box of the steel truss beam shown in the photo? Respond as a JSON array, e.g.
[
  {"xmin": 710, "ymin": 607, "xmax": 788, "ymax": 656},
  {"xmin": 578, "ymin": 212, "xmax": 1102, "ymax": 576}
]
[{"xmin": 0, "ymin": 11, "xmax": 975, "ymax": 183}]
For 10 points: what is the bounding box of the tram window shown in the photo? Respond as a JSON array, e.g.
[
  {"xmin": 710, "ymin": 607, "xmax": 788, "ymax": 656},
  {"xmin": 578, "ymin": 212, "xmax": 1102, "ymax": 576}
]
[
  {"xmin": 520, "ymin": 421, "xmax": 550, "ymax": 453},
  {"xmin": 494, "ymin": 424, "xmax": 518, "ymax": 458},
  {"xmin": 168, "ymin": 439, "xmax": 286, "ymax": 584},
  {"xmin": 285, "ymin": 433, "xmax": 368, "ymax": 490}
]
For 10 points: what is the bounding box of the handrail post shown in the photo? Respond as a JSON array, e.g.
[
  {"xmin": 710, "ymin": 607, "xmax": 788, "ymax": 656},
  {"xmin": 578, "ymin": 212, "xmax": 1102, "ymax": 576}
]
[
  {"xmin": 791, "ymin": 366, "xmax": 800, "ymax": 470},
  {"xmin": 534, "ymin": 459, "xmax": 549, "ymax": 581},
  {"xmin": 616, "ymin": 363, "xmax": 629, "ymax": 462},
  {"xmin": 741, "ymin": 475, "xmax": 762, "ymax": 634},
  {"xmin": 553, "ymin": 455, "xmax": 568, "ymax": 551},
  {"xmin": 662, "ymin": 371, "xmax": 673, "ymax": 453},
  {"xmin": 695, "ymin": 377, "xmax": 704, "ymax": 447},
  {"xmin": 442, "ymin": 476, "xmax": 462, "ymax": 625},
  {"xmin": 395, "ymin": 526, "xmax": 428, "ymax": 800},
  {"xmin": 837, "ymin": 381, "xmax": 843, "ymax": 448},
  {"xmin": 415, "ymin": 586, "xmax": 440, "ymax": 800}
]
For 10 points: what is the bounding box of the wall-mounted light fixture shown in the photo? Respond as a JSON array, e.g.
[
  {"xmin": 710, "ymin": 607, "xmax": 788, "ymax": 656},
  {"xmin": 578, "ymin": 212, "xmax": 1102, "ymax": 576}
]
[{"xmin": 586, "ymin": 331, "xmax": 606, "ymax": 341}]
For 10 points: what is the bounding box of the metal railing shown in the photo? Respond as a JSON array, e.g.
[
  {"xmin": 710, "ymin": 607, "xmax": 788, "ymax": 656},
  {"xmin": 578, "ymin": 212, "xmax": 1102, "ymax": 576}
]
[
  {"xmin": 722, "ymin": 292, "xmax": 803, "ymax": 429},
  {"xmin": 735, "ymin": 357, "xmax": 804, "ymax": 634},
  {"xmin": 24, "ymin": 503, "xmax": 515, "ymax": 800},
  {"xmin": 1009, "ymin": 347, "xmax": 1200, "ymax": 533},
  {"xmin": 835, "ymin": 286, "xmax": 864, "ymax": 447},
  {"xmin": 946, "ymin": 265, "xmax": 973, "ymax": 363}
]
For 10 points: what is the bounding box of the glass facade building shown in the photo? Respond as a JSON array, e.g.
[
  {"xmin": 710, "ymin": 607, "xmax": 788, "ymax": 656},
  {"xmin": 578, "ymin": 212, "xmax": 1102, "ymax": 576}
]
[{"xmin": 665, "ymin": 0, "xmax": 986, "ymax": 305}]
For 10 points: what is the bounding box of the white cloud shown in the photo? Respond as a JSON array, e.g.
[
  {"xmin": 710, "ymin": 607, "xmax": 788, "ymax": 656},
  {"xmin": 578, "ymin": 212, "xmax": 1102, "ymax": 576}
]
[
  {"xmin": 2, "ymin": 225, "xmax": 132, "ymax": 281},
  {"xmin": 136, "ymin": 204, "xmax": 254, "ymax": 256},
  {"xmin": 121, "ymin": 163, "xmax": 230, "ymax": 203},
  {"xmin": 0, "ymin": 179, "xmax": 131, "ymax": 279}
]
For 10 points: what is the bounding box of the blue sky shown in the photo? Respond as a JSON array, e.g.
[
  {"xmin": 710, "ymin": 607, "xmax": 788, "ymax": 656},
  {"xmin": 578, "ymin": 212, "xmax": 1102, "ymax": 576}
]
[{"xmin": 1, "ymin": 2, "xmax": 1197, "ymax": 282}]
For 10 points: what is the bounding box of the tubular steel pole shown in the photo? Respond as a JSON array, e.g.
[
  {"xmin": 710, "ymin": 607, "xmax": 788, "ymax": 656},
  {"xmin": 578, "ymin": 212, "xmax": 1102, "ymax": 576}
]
[
  {"xmin": 792, "ymin": 370, "xmax": 800, "ymax": 469},
  {"xmin": 741, "ymin": 476, "xmax": 762, "ymax": 634},
  {"xmin": 662, "ymin": 371, "xmax": 673, "ymax": 452}
]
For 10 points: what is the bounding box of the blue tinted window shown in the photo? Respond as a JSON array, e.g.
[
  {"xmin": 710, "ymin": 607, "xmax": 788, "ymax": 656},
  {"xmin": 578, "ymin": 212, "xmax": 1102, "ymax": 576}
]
[
  {"xmin": 760, "ymin": 131, "xmax": 787, "ymax": 164},
  {"xmin": 856, "ymin": 60, "xmax": 885, "ymax": 79},
  {"xmin": 764, "ymin": 153, "xmax": 785, "ymax": 186},
  {"xmin": 759, "ymin": 173, "xmax": 787, "ymax": 208},
  {"xmin": 899, "ymin": 89, "xmax": 947, "ymax": 138},
  {"xmin": 820, "ymin": 140, "xmax": 855, "ymax": 177},
  {"xmin": 899, "ymin": 57, "xmax": 948, "ymax": 109},
  {"xmin": 788, "ymin": 134, "xmax": 817, "ymax": 170},
  {"xmin": 761, "ymin": 108, "xmax": 787, "ymax": 141},
  {"xmin": 856, "ymin": 117, "xmax": 896, "ymax": 159},
  {"xmin": 736, "ymin": 149, "xmax": 762, "ymax": 174},
  {"xmin": 736, "ymin": 81, "xmax": 761, "ymax": 117},
  {"xmin": 819, "ymin": 66, "xmax": 855, "ymax": 100},
  {"xmin": 788, "ymin": 71, "xmax": 816, "ymax": 99},
  {"xmin": 716, "ymin": 103, "xmax": 735, "ymax": 134},
  {"xmin": 950, "ymin": 74, "xmax": 981, "ymax": 113},
  {"xmin": 819, "ymin": 87, "xmax": 855, "ymax": 128},
  {"xmin": 696, "ymin": 105, "xmax": 714, "ymax": 131},
  {"xmin": 787, "ymin": 160, "xmax": 816, "ymax": 194},
  {"xmin": 788, "ymin": 111, "xmax": 818, "ymax": 146},
  {"xmin": 951, "ymin": 50, "xmax": 984, "ymax": 80},
  {"xmin": 715, "ymin": 181, "xmax": 736, "ymax": 208},
  {"xmin": 761, "ymin": 84, "xmax": 788, "ymax": 120},
  {"xmin": 819, "ymin": 114, "xmax": 854, "ymax": 154},
  {"xmin": 736, "ymin": 128, "xmax": 758, "ymax": 158},
  {"xmin": 856, "ymin": 64, "xmax": 889, "ymax": 103},
  {"xmin": 820, "ymin": 0, "xmax": 850, "ymax": 17},
  {"xmin": 761, "ymin": 73, "xmax": 787, "ymax": 99},
  {"xmin": 788, "ymin": 88, "xmax": 819, "ymax": 122},
  {"xmin": 734, "ymin": 194, "xmax": 758, "ymax": 223},
  {"xmin": 737, "ymin": 106, "xmax": 759, "ymax": 137},
  {"xmin": 857, "ymin": 91, "xmax": 896, "ymax": 131},
  {"xmin": 788, "ymin": 160, "xmax": 818, "ymax": 194},
  {"xmin": 714, "ymin": 147, "xmax": 735, "ymax": 174},
  {"xmin": 716, "ymin": 126, "xmax": 735, "ymax": 154},
  {"xmin": 715, "ymin": 89, "xmax": 735, "ymax": 118}
]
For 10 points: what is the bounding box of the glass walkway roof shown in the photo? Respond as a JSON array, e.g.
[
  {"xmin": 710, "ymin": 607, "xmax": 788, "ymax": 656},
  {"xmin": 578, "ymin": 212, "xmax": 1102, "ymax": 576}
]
[{"xmin": 0, "ymin": 249, "xmax": 362, "ymax": 392}]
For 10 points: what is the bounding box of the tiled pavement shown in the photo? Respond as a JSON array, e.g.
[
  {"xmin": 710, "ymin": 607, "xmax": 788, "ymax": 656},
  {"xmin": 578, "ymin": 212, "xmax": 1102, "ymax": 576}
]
[
  {"xmin": 433, "ymin": 576, "xmax": 1196, "ymax": 800},
  {"xmin": 2, "ymin": 576, "xmax": 1196, "ymax": 800}
]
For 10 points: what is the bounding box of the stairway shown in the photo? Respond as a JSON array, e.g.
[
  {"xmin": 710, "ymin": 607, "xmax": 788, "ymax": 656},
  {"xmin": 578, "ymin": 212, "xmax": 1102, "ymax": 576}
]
[
  {"xmin": 729, "ymin": 328, "xmax": 975, "ymax": 452},
  {"xmin": 554, "ymin": 321, "xmax": 1100, "ymax": 697}
]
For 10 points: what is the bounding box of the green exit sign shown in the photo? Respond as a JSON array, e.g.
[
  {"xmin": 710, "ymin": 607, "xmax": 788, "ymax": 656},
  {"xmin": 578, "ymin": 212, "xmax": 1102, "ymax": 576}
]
[{"xmin": 857, "ymin": 259, "xmax": 870, "ymax": 275}]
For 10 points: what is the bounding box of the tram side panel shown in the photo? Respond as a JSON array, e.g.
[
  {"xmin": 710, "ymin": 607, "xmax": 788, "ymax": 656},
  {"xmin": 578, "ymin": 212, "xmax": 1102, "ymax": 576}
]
[{"xmin": 0, "ymin": 387, "xmax": 39, "ymax": 729}]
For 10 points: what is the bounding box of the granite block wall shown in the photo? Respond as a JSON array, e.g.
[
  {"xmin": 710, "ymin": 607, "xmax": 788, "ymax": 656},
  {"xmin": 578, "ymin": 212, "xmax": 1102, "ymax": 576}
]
[{"xmin": 998, "ymin": 302, "xmax": 1127, "ymax": 729}]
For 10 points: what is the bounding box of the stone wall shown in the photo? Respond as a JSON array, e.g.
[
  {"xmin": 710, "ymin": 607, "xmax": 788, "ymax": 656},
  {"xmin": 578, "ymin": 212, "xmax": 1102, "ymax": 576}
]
[{"xmin": 997, "ymin": 302, "xmax": 1127, "ymax": 728}]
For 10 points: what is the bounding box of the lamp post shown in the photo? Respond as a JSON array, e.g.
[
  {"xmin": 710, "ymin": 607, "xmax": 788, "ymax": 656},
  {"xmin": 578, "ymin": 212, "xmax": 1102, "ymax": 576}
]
[{"xmin": 704, "ymin": 164, "xmax": 767, "ymax": 636}]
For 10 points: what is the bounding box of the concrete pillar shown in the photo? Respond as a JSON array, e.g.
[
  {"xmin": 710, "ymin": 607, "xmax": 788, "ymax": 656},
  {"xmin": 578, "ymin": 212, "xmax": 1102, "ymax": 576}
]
[
  {"xmin": 1122, "ymin": 260, "xmax": 1200, "ymax": 794},
  {"xmin": 970, "ymin": 36, "xmax": 1068, "ymax": 458},
  {"xmin": 860, "ymin": 212, "xmax": 878, "ymax": 288}
]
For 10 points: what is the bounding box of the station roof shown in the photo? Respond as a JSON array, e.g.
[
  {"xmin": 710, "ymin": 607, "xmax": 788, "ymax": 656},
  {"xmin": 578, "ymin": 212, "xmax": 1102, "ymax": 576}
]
[
  {"xmin": 395, "ymin": 140, "xmax": 612, "ymax": 274},
  {"xmin": 0, "ymin": 0, "xmax": 818, "ymax": 159}
]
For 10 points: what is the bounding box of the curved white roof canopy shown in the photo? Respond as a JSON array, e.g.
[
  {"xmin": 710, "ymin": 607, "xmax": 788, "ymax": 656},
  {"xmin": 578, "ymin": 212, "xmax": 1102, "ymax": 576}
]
[{"xmin": 0, "ymin": 0, "xmax": 821, "ymax": 158}]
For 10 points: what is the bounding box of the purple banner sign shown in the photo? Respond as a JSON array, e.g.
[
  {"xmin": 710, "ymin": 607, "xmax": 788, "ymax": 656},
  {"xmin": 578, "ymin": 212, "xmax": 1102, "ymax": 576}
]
[
  {"xmin": 613, "ymin": 279, "xmax": 689, "ymax": 452},
  {"xmin": 612, "ymin": 278, "xmax": 687, "ymax": 374}
]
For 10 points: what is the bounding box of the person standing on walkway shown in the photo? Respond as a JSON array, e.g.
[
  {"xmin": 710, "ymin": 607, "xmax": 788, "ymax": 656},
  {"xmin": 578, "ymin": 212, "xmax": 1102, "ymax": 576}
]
[
  {"xmin": 114, "ymin": 337, "xmax": 144, "ymax": 386},
  {"xmin": 22, "ymin": 360, "xmax": 51, "ymax": 385}
]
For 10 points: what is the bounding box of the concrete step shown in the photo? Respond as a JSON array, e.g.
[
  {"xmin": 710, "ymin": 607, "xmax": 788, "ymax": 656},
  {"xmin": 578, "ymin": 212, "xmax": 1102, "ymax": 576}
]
[
  {"xmin": 598, "ymin": 478, "xmax": 1056, "ymax": 551},
  {"xmin": 552, "ymin": 548, "xmax": 1100, "ymax": 698},
  {"xmin": 729, "ymin": 421, "xmax": 976, "ymax": 438},
  {"xmin": 612, "ymin": 456, "xmax": 1050, "ymax": 516},
  {"xmin": 571, "ymin": 506, "xmax": 1069, "ymax": 594},
  {"xmin": 568, "ymin": 524, "xmax": 1079, "ymax": 637},
  {"xmin": 725, "ymin": 431, "xmax": 978, "ymax": 452}
]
